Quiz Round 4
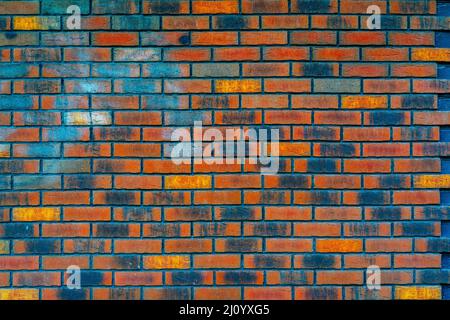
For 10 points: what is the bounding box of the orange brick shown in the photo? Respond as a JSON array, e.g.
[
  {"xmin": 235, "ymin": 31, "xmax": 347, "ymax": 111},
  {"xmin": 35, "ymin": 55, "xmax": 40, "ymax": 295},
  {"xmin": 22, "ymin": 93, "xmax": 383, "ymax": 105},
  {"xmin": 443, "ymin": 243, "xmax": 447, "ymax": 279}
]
[
  {"xmin": 144, "ymin": 255, "xmax": 190, "ymax": 269},
  {"xmin": 215, "ymin": 80, "xmax": 261, "ymax": 93},
  {"xmin": 192, "ymin": 0, "xmax": 239, "ymax": 14},
  {"xmin": 412, "ymin": 48, "xmax": 450, "ymax": 62},
  {"xmin": 316, "ymin": 239, "xmax": 363, "ymax": 252},
  {"xmin": 194, "ymin": 254, "xmax": 240, "ymax": 268},
  {"xmin": 244, "ymin": 287, "xmax": 291, "ymax": 300},
  {"xmin": 12, "ymin": 207, "xmax": 60, "ymax": 221},
  {"xmin": 93, "ymin": 32, "xmax": 138, "ymax": 46},
  {"xmin": 165, "ymin": 175, "xmax": 211, "ymax": 189}
]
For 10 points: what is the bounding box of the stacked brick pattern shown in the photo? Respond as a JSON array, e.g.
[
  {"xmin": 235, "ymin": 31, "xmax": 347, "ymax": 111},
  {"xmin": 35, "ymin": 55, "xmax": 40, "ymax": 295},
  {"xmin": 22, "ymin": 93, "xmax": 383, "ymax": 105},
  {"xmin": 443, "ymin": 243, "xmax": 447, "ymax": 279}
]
[{"xmin": 0, "ymin": 0, "xmax": 449, "ymax": 300}]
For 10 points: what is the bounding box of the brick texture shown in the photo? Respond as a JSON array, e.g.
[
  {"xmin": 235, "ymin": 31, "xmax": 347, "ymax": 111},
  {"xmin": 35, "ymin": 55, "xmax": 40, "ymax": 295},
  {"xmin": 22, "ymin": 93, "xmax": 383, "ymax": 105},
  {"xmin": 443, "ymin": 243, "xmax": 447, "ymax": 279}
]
[{"xmin": 0, "ymin": 0, "xmax": 449, "ymax": 300}]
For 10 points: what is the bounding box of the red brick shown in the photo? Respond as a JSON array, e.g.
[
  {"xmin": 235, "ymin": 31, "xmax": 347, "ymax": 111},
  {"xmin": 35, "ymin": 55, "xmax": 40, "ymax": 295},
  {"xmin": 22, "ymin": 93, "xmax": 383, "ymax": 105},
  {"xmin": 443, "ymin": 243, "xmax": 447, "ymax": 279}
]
[
  {"xmin": 363, "ymin": 48, "xmax": 409, "ymax": 61},
  {"xmin": 314, "ymin": 48, "xmax": 359, "ymax": 61},
  {"xmin": 291, "ymin": 31, "xmax": 336, "ymax": 45},
  {"xmin": 244, "ymin": 287, "xmax": 292, "ymax": 300},
  {"xmin": 192, "ymin": 32, "xmax": 238, "ymax": 46},
  {"xmin": 215, "ymin": 48, "xmax": 260, "ymax": 61},
  {"xmin": 241, "ymin": 31, "xmax": 287, "ymax": 45},
  {"xmin": 340, "ymin": 32, "xmax": 386, "ymax": 45},
  {"xmin": 93, "ymin": 32, "xmax": 138, "ymax": 46}
]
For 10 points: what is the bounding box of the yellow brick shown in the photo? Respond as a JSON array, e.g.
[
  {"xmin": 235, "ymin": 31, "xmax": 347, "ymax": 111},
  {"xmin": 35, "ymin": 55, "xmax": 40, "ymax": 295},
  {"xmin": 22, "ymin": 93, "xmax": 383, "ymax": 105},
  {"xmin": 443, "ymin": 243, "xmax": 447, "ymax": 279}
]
[
  {"xmin": 215, "ymin": 80, "xmax": 261, "ymax": 93},
  {"xmin": 412, "ymin": 48, "xmax": 450, "ymax": 62},
  {"xmin": 144, "ymin": 255, "xmax": 190, "ymax": 269},
  {"xmin": 14, "ymin": 16, "xmax": 59, "ymax": 30},
  {"xmin": 0, "ymin": 240, "xmax": 9, "ymax": 254},
  {"xmin": 0, "ymin": 289, "xmax": 38, "ymax": 300},
  {"xmin": 0, "ymin": 147, "xmax": 8, "ymax": 157},
  {"xmin": 395, "ymin": 286, "xmax": 441, "ymax": 300},
  {"xmin": 317, "ymin": 239, "xmax": 363, "ymax": 253},
  {"xmin": 13, "ymin": 207, "xmax": 60, "ymax": 221},
  {"xmin": 14, "ymin": 17, "xmax": 40, "ymax": 30},
  {"xmin": 165, "ymin": 175, "xmax": 211, "ymax": 189},
  {"xmin": 342, "ymin": 95, "xmax": 387, "ymax": 109},
  {"xmin": 414, "ymin": 175, "xmax": 450, "ymax": 188}
]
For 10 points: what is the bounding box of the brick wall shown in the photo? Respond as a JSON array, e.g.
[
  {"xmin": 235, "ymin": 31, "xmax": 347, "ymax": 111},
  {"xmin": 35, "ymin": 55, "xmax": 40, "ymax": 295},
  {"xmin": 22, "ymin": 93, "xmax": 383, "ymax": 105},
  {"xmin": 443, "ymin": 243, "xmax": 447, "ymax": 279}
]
[{"xmin": 0, "ymin": 0, "xmax": 449, "ymax": 300}]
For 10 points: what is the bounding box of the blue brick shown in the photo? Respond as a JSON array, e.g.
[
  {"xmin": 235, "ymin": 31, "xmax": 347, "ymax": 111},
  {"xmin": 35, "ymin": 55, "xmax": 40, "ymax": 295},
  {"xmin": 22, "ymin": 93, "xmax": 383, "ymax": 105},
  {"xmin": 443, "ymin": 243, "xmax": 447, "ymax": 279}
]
[
  {"xmin": 0, "ymin": 18, "xmax": 7, "ymax": 30},
  {"xmin": 442, "ymin": 159, "xmax": 450, "ymax": 174},
  {"xmin": 116, "ymin": 207, "xmax": 159, "ymax": 221},
  {"xmin": 142, "ymin": 95, "xmax": 186, "ymax": 110},
  {"xmin": 417, "ymin": 270, "xmax": 450, "ymax": 284},
  {"xmin": 92, "ymin": 64, "xmax": 138, "ymax": 77},
  {"xmin": 14, "ymin": 175, "xmax": 61, "ymax": 190},
  {"xmin": 14, "ymin": 143, "xmax": 60, "ymax": 158},
  {"xmin": 436, "ymin": 32, "xmax": 450, "ymax": 48},
  {"xmin": 426, "ymin": 238, "xmax": 450, "ymax": 252},
  {"xmin": 117, "ymin": 80, "xmax": 161, "ymax": 93},
  {"xmin": 376, "ymin": 175, "xmax": 409, "ymax": 189},
  {"xmin": 439, "ymin": 97, "xmax": 450, "ymax": 110},
  {"xmin": 438, "ymin": 2, "xmax": 450, "ymax": 16},
  {"xmin": 443, "ymin": 286, "xmax": 450, "ymax": 300},
  {"xmin": 295, "ymin": 0, "xmax": 334, "ymax": 13},
  {"xmin": 302, "ymin": 63, "xmax": 335, "ymax": 77},
  {"xmin": 442, "ymin": 222, "xmax": 450, "ymax": 237},
  {"xmin": 415, "ymin": 206, "xmax": 450, "ymax": 220},
  {"xmin": 80, "ymin": 271, "xmax": 106, "ymax": 286},
  {"xmin": 146, "ymin": 0, "xmax": 183, "ymax": 14},
  {"xmin": 23, "ymin": 239, "xmax": 60, "ymax": 254},
  {"xmin": 58, "ymin": 288, "xmax": 88, "ymax": 300},
  {"xmin": 400, "ymin": 95, "xmax": 436, "ymax": 109},
  {"xmin": 367, "ymin": 111, "xmax": 408, "ymax": 125},
  {"xmin": 43, "ymin": 159, "xmax": 90, "ymax": 174},
  {"xmin": 0, "ymin": 64, "xmax": 36, "ymax": 78},
  {"xmin": 356, "ymin": 191, "xmax": 389, "ymax": 205},
  {"xmin": 95, "ymin": 223, "xmax": 129, "ymax": 237},
  {"xmin": 442, "ymin": 191, "xmax": 450, "ymax": 205},
  {"xmin": 306, "ymin": 159, "xmax": 338, "ymax": 173},
  {"xmin": 112, "ymin": 16, "xmax": 160, "ymax": 30},
  {"xmin": 143, "ymin": 63, "xmax": 187, "ymax": 78},
  {"xmin": 379, "ymin": 16, "xmax": 404, "ymax": 29},
  {"xmin": 302, "ymin": 254, "xmax": 337, "ymax": 268},
  {"xmin": 0, "ymin": 96, "xmax": 35, "ymax": 110},
  {"xmin": 215, "ymin": 16, "xmax": 249, "ymax": 30},
  {"xmin": 397, "ymin": 222, "xmax": 437, "ymax": 236},
  {"xmin": 307, "ymin": 191, "xmax": 339, "ymax": 205},
  {"xmin": 438, "ymin": 65, "xmax": 450, "ymax": 79},
  {"xmin": 170, "ymin": 272, "xmax": 204, "ymax": 285},
  {"xmin": 443, "ymin": 255, "xmax": 450, "ymax": 269},
  {"xmin": 440, "ymin": 127, "xmax": 450, "ymax": 142},
  {"xmin": 44, "ymin": 128, "xmax": 86, "ymax": 141},
  {"xmin": 0, "ymin": 224, "xmax": 34, "ymax": 238},
  {"xmin": 368, "ymin": 207, "xmax": 404, "ymax": 220},
  {"xmin": 42, "ymin": 0, "xmax": 90, "ymax": 14},
  {"xmin": 319, "ymin": 143, "xmax": 357, "ymax": 157},
  {"xmin": 92, "ymin": 0, "xmax": 139, "ymax": 14},
  {"xmin": 0, "ymin": 176, "xmax": 10, "ymax": 189},
  {"xmin": 218, "ymin": 207, "xmax": 258, "ymax": 220},
  {"xmin": 222, "ymin": 271, "xmax": 259, "ymax": 284}
]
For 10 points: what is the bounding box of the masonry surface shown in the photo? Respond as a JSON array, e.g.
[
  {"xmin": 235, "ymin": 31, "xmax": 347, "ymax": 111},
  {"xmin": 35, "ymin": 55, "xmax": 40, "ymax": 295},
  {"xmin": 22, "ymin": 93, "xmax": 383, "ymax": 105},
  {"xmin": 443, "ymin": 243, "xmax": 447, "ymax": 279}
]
[{"xmin": 0, "ymin": 0, "xmax": 449, "ymax": 300}]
